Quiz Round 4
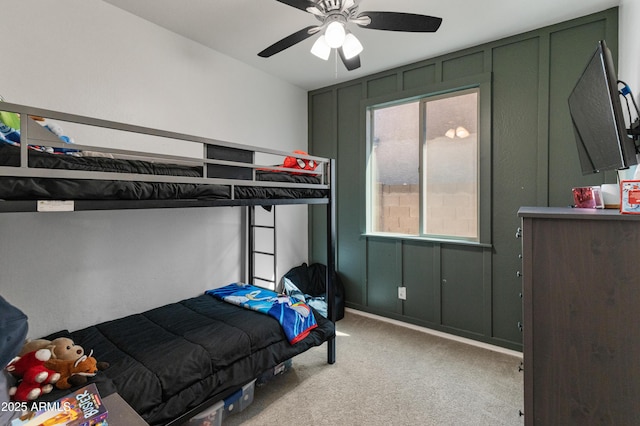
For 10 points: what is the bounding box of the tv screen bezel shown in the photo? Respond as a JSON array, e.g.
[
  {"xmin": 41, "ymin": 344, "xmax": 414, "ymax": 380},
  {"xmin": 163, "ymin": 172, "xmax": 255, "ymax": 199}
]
[{"xmin": 568, "ymin": 40, "xmax": 637, "ymax": 175}]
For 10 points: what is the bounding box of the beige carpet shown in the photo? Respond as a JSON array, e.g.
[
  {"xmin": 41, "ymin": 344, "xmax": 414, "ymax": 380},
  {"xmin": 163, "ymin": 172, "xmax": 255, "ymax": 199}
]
[{"xmin": 223, "ymin": 311, "xmax": 524, "ymax": 426}]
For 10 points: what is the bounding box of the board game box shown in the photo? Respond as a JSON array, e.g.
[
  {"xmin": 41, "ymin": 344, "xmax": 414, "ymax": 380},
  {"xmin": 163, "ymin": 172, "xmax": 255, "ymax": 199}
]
[{"xmin": 11, "ymin": 383, "xmax": 108, "ymax": 426}]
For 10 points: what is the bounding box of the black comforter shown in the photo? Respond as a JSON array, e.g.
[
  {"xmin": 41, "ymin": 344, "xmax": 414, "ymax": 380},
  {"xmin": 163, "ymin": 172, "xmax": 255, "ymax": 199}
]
[
  {"xmin": 0, "ymin": 144, "xmax": 328, "ymax": 201},
  {"xmin": 40, "ymin": 294, "xmax": 335, "ymax": 425}
]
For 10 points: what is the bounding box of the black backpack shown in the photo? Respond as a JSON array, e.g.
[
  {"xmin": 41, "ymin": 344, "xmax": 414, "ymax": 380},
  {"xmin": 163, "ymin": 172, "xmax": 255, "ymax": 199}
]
[{"xmin": 283, "ymin": 263, "xmax": 345, "ymax": 321}]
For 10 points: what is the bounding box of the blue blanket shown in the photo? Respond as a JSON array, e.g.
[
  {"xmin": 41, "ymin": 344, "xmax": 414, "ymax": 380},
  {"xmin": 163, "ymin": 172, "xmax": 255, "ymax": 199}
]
[{"xmin": 206, "ymin": 283, "xmax": 317, "ymax": 344}]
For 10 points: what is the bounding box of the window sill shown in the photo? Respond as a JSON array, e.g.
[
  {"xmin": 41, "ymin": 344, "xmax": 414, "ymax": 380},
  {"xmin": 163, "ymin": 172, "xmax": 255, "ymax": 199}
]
[{"xmin": 362, "ymin": 232, "xmax": 492, "ymax": 248}]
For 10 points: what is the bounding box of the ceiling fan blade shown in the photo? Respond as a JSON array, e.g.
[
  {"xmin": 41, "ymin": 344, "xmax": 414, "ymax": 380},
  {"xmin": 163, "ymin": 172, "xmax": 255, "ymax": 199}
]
[
  {"xmin": 258, "ymin": 26, "xmax": 319, "ymax": 58},
  {"xmin": 356, "ymin": 11, "xmax": 442, "ymax": 32},
  {"xmin": 275, "ymin": 0, "xmax": 317, "ymax": 12},
  {"xmin": 339, "ymin": 48, "xmax": 361, "ymax": 71}
]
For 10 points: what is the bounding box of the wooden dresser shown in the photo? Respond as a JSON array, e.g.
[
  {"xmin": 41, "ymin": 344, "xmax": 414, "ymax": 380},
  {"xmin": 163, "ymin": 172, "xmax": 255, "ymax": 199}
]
[{"xmin": 518, "ymin": 207, "xmax": 640, "ymax": 425}]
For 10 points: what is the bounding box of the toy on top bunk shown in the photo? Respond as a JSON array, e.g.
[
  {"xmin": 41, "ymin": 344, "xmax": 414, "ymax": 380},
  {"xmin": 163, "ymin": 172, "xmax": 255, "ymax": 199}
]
[
  {"xmin": 259, "ymin": 150, "xmax": 320, "ymax": 175},
  {"xmin": 0, "ymin": 108, "xmax": 79, "ymax": 154},
  {"xmin": 282, "ymin": 150, "xmax": 318, "ymax": 175},
  {"xmin": 41, "ymin": 122, "xmax": 78, "ymax": 155}
]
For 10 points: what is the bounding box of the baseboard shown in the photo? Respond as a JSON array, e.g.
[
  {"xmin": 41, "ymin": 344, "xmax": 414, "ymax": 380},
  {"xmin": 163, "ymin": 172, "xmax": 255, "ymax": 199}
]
[{"xmin": 345, "ymin": 308, "xmax": 523, "ymax": 359}]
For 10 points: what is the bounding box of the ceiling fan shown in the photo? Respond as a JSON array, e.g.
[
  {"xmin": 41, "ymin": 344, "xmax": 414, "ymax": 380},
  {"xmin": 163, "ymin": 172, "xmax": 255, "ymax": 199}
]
[{"xmin": 258, "ymin": 0, "xmax": 443, "ymax": 71}]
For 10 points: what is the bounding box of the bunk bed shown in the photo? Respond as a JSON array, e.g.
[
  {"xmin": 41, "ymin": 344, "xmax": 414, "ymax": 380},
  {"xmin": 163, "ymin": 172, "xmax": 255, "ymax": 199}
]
[{"xmin": 0, "ymin": 102, "xmax": 338, "ymax": 425}]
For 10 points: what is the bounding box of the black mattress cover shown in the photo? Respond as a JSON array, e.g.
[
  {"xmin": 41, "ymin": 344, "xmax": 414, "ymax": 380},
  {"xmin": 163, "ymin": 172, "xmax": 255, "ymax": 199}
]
[
  {"xmin": 0, "ymin": 144, "xmax": 328, "ymax": 202},
  {"xmin": 40, "ymin": 294, "xmax": 335, "ymax": 425}
]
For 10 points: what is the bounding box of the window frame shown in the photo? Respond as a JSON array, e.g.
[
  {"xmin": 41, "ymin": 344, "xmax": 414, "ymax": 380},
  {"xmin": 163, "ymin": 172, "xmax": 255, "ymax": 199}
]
[{"xmin": 363, "ymin": 74, "xmax": 492, "ymax": 246}]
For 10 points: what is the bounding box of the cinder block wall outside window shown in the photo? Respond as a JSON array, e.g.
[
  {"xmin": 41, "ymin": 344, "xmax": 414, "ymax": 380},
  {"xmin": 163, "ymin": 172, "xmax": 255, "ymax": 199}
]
[
  {"xmin": 378, "ymin": 184, "xmax": 419, "ymax": 234},
  {"xmin": 377, "ymin": 183, "xmax": 477, "ymax": 237}
]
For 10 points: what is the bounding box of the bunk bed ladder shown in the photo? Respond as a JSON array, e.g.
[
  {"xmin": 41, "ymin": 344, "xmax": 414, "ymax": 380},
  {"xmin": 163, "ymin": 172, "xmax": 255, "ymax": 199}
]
[{"xmin": 247, "ymin": 205, "xmax": 278, "ymax": 291}]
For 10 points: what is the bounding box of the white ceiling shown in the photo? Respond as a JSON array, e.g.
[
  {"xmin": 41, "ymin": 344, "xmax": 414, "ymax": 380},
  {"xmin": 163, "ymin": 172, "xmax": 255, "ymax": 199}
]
[{"xmin": 102, "ymin": 0, "xmax": 619, "ymax": 91}]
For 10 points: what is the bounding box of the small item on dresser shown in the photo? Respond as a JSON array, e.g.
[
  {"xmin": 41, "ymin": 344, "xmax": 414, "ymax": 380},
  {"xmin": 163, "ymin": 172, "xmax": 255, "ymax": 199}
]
[
  {"xmin": 600, "ymin": 183, "xmax": 621, "ymax": 209},
  {"xmin": 572, "ymin": 186, "xmax": 604, "ymax": 208},
  {"xmin": 620, "ymin": 180, "xmax": 640, "ymax": 214}
]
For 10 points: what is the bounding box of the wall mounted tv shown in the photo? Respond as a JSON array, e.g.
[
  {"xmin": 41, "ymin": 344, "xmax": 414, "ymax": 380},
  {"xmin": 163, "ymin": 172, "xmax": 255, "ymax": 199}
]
[{"xmin": 568, "ymin": 40, "xmax": 638, "ymax": 175}]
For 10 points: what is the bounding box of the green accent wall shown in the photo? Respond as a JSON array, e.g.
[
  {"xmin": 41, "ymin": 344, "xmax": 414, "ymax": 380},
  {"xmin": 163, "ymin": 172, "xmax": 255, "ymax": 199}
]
[{"xmin": 309, "ymin": 8, "xmax": 619, "ymax": 351}]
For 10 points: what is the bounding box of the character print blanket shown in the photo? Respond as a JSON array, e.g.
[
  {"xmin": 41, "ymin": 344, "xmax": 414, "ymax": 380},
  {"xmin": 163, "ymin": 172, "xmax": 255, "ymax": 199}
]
[{"xmin": 206, "ymin": 283, "xmax": 317, "ymax": 344}]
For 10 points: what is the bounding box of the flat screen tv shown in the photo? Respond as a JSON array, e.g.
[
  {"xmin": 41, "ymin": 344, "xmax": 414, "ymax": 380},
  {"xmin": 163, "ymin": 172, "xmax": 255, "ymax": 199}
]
[{"xmin": 568, "ymin": 40, "xmax": 637, "ymax": 175}]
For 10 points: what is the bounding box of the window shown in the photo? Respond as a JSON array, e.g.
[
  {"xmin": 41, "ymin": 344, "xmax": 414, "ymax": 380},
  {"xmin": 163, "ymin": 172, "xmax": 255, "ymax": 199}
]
[{"xmin": 367, "ymin": 88, "xmax": 480, "ymax": 241}]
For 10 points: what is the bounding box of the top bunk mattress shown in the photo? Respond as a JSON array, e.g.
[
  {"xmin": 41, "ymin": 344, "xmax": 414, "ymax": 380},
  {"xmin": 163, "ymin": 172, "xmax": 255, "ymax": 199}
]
[{"xmin": 0, "ymin": 144, "xmax": 328, "ymax": 202}]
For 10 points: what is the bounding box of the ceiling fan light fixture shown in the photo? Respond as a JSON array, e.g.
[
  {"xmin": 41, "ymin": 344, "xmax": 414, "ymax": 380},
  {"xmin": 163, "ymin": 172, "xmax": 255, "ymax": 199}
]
[
  {"xmin": 258, "ymin": 1, "xmax": 443, "ymax": 74},
  {"xmin": 324, "ymin": 21, "xmax": 346, "ymax": 48},
  {"xmin": 445, "ymin": 128, "xmax": 456, "ymax": 139},
  {"xmin": 310, "ymin": 35, "xmax": 331, "ymax": 60},
  {"xmin": 342, "ymin": 33, "xmax": 363, "ymax": 59}
]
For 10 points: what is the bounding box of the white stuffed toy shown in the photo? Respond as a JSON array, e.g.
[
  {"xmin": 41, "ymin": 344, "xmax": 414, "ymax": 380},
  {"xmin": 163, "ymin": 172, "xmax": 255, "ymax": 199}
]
[{"xmin": 44, "ymin": 122, "xmax": 74, "ymax": 144}]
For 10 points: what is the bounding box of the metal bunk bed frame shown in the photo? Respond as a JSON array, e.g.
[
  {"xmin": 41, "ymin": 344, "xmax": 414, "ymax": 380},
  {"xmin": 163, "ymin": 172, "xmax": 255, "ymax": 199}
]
[{"xmin": 0, "ymin": 102, "xmax": 337, "ymax": 364}]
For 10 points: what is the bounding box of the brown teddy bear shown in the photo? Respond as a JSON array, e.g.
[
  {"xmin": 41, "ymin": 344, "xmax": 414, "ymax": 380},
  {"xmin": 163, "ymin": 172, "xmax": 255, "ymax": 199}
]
[
  {"xmin": 19, "ymin": 338, "xmax": 84, "ymax": 361},
  {"xmin": 44, "ymin": 350, "xmax": 109, "ymax": 390}
]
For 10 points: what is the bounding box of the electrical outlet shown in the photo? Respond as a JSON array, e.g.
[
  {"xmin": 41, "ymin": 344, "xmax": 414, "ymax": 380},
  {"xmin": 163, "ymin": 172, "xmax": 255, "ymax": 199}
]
[{"xmin": 398, "ymin": 286, "xmax": 407, "ymax": 300}]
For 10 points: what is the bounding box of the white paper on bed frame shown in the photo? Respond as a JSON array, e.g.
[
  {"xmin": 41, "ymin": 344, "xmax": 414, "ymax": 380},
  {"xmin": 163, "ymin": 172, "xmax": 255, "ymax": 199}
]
[{"xmin": 37, "ymin": 200, "xmax": 75, "ymax": 212}]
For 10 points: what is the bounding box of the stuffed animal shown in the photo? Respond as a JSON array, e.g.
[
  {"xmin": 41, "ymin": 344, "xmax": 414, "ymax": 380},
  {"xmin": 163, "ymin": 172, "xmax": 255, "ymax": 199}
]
[
  {"xmin": 45, "ymin": 350, "xmax": 109, "ymax": 390},
  {"xmin": 43, "ymin": 122, "xmax": 74, "ymax": 144},
  {"xmin": 20, "ymin": 337, "xmax": 84, "ymax": 361},
  {"xmin": 283, "ymin": 150, "xmax": 318, "ymax": 175},
  {"xmin": 6, "ymin": 349, "xmax": 60, "ymax": 401}
]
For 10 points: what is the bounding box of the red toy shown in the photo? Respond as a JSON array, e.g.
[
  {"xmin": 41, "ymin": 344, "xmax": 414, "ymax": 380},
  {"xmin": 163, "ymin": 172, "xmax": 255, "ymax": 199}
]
[
  {"xmin": 6, "ymin": 349, "xmax": 61, "ymax": 401},
  {"xmin": 283, "ymin": 150, "xmax": 318, "ymax": 175}
]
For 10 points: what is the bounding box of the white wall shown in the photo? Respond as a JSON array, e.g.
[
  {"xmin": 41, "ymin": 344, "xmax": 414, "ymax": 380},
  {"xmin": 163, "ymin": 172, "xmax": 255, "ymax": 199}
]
[
  {"xmin": 619, "ymin": 0, "xmax": 640, "ymax": 91},
  {"xmin": 0, "ymin": 0, "xmax": 310, "ymax": 338},
  {"xmin": 617, "ymin": 0, "xmax": 640, "ymax": 179}
]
